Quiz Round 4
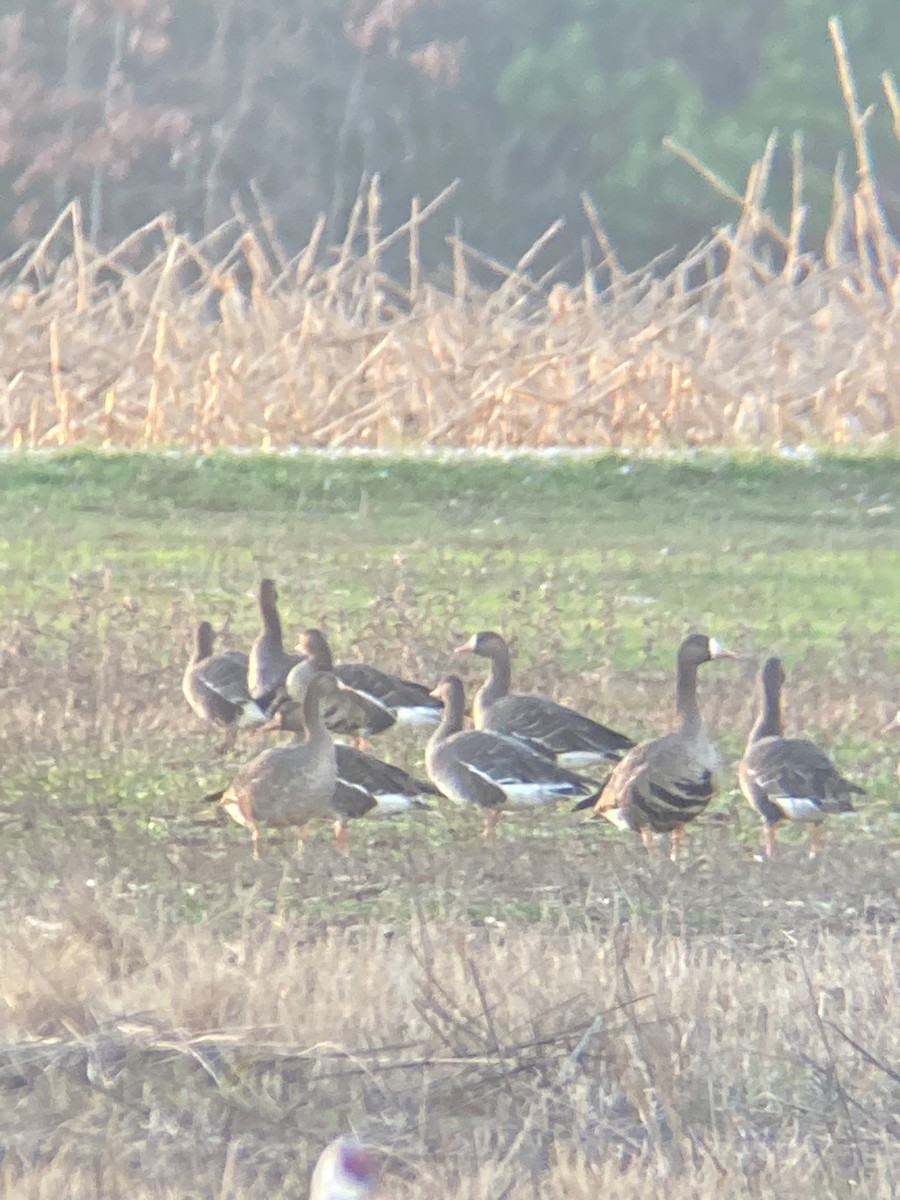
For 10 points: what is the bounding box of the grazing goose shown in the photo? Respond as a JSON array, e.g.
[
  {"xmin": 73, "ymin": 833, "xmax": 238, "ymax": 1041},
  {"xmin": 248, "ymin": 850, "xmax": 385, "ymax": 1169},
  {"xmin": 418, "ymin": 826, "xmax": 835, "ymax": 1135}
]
[
  {"xmin": 426, "ymin": 675, "xmax": 599, "ymax": 839},
  {"xmin": 247, "ymin": 578, "xmax": 304, "ymax": 712},
  {"xmin": 283, "ymin": 658, "xmax": 395, "ymax": 745},
  {"xmin": 182, "ymin": 621, "xmax": 267, "ymax": 752},
  {"xmin": 740, "ymin": 657, "xmax": 865, "ymax": 858},
  {"xmin": 263, "ymin": 699, "xmax": 437, "ymax": 851},
  {"xmin": 310, "ymin": 1136, "xmax": 379, "ymax": 1200},
  {"xmin": 205, "ymin": 672, "xmax": 338, "ymax": 860},
  {"xmin": 298, "ymin": 628, "xmax": 442, "ymax": 729},
  {"xmin": 575, "ymin": 633, "xmax": 736, "ymax": 860},
  {"xmin": 455, "ymin": 630, "xmax": 634, "ymax": 770}
]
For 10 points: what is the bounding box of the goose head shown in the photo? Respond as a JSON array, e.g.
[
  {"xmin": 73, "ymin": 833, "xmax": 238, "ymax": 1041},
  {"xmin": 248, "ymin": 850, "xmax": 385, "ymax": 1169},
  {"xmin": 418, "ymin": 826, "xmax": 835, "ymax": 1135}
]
[{"xmin": 309, "ymin": 1136, "xmax": 379, "ymax": 1200}]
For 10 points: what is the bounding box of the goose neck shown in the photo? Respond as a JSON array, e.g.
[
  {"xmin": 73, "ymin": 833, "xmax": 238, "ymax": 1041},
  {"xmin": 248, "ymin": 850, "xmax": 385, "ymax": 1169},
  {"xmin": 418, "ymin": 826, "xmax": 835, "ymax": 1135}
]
[
  {"xmin": 431, "ymin": 683, "xmax": 465, "ymax": 744},
  {"xmin": 675, "ymin": 656, "xmax": 702, "ymax": 735},
  {"xmin": 481, "ymin": 644, "xmax": 511, "ymax": 705},
  {"xmin": 748, "ymin": 672, "xmax": 783, "ymax": 746}
]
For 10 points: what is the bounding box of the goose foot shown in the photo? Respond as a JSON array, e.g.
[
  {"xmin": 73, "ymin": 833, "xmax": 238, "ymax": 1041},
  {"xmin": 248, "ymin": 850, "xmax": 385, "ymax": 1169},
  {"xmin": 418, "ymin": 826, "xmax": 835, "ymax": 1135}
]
[
  {"xmin": 808, "ymin": 825, "xmax": 825, "ymax": 858},
  {"xmin": 481, "ymin": 810, "xmax": 501, "ymax": 841},
  {"xmin": 334, "ymin": 820, "xmax": 350, "ymax": 856},
  {"xmin": 669, "ymin": 826, "xmax": 685, "ymax": 863}
]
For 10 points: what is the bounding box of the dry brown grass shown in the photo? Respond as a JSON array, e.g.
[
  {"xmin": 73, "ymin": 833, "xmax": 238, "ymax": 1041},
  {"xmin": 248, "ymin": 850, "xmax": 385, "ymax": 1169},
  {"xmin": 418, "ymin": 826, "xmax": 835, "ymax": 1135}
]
[
  {"xmin": 3, "ymin": 26, "xmax": 900, "ymax": 454},
  {"xmin": 2, "ymin": 883, "xmax": 899, "ymax": 1197}
]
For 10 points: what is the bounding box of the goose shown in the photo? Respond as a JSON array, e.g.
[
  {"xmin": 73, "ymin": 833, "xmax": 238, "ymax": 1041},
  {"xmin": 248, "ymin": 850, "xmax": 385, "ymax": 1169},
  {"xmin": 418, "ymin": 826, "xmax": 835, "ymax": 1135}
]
[
  {"xmin": 426, "ymin": 675, "xmax": 599, "ymax": 839},
  {"xmin": 263, "ymin": 699, "xmax": 437, "ymax": 851},
  {"xmin": 247, "ymin": 578, "xmax": 304, "ymax": 712},
  {"xmin": 283, "ymin": 657, "xmax": 395, "ymax": 746},
  {"xmin": 310, "ymin": 1136, "xmax": 378, "ymax": 1200},
  {"xmin": 205, "ymin": 672, "xmax": 338, "ymax": 860},
  {"xmin": 298, "ymin": 628, "xmax": 442, "ymax": 729},
  {"xmin": 182, "ymin": 621, "xmax": 267, "ymax": 752},
  {"xmin": 575, "ymin": 633, "xmax": 736, "ymax": 860},
  {"xmin": 740, "ymin": 657, "xmax": 865, "ymax": 858},
  {"xmin": 455, "ymin": 630, "xmax": 634, "ymax": 770}
]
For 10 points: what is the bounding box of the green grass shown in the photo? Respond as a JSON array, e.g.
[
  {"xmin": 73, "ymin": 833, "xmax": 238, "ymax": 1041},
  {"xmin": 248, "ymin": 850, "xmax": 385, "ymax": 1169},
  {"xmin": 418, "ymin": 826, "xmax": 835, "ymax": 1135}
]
[{"xmin": 1, "ymin": 448, "xmax": 898, "ymax": 663}]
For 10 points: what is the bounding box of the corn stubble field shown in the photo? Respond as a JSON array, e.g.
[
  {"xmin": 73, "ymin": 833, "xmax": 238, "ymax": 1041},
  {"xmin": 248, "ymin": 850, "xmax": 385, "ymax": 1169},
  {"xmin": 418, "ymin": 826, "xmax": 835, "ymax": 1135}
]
[{"xmin": 0, "ymin": 451, "xmax": 896, "ymax": 1198}]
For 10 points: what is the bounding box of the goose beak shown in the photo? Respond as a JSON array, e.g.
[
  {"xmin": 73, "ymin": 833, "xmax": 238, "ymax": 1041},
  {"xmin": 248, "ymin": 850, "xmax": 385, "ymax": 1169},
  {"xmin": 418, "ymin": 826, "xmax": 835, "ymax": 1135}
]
[
  {"xmin": 453, "ymin": 637, "xmax": 475, "ymax": 654},
  {"xmin": 883, "ymin": 712, "xmax": 900, "ymax": 734},
  {"xmin": 708, "ymin": 637, "xmax": 738, "ymax": 660},
  {"xmin": 429, "ymin": 684, "xmax": 442, "ymax": 700}
]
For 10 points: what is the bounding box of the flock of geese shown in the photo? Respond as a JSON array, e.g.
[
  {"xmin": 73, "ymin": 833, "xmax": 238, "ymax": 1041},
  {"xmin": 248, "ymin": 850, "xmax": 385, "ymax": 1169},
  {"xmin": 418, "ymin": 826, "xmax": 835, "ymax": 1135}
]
[{"xmin": 183, "ymin": 579, "xmax": 883, "ymax": 863}]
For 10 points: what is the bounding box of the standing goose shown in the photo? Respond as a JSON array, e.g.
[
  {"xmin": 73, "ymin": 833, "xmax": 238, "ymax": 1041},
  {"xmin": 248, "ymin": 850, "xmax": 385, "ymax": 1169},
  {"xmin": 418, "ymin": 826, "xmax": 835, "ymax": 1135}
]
[
  {"xmin": 455, "ymin": 630, "xmax": 634, "ymax": 770},
  {"xmin": 182, "ymin": 621, "xmax": 267, "ymax": 752},
  {"xmin": 740, "ymin": 656, "xmax": 865, "ymax": 858},
  {"xmin": 310, "ymin": 1136, "xmax": 379, "ymax": 1200},
  {"xmin": 283, "ymin": 657, "xmax": 395, "ymax": 745},
  {"xmin": 247, "ymin": 578, "xmax": 304, "ymax": 712},
  {"xmin": 426, "ymin": 675, "xmax": 599, "ymax": 839},
  {"xmin": 205, "ymin": 672, "xmax": 339, "ymax": 860},
  {"xmin": 263, "ymin": 699, "xmax": 437, "ymax": 851},
  {"xmin": 576, "ymin": 633, "xmax": 736, "ymax": 860},
  {"xmin": 298, "ymin": 628, "xmax": 442, "ymax": 729}
]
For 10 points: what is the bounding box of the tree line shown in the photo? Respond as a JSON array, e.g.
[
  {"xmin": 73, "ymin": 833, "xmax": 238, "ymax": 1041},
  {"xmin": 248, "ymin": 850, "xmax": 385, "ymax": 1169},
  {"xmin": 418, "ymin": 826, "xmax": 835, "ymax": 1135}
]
[{"xmin": 2, "ymin": 0, "xmax": 898, "ymax": 277}]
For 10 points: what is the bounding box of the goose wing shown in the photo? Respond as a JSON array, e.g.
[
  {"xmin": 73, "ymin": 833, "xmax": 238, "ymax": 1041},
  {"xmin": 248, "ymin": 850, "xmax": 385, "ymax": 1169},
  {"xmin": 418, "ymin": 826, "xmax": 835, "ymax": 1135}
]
[
  {"xmin": 742, "ymin": 736, "xmax": 864, "ymax": 820},
  {"xmin": 334, "ymin": 744, "xmax": 436, "ymax": 817},
  {"xmin": 485, "ymin": 694, "xmax": 634, "ymax": 764},
  {"xmin": 435, "ymin": 730, "xmax": 598, "ymax": 809},
  {"xmin": 335, "ymin": 663, "xmax": 442, "ymax": 723},
  {"xmin": 594, "ymin": 734, "xmax": 716, "ymax": 832}
]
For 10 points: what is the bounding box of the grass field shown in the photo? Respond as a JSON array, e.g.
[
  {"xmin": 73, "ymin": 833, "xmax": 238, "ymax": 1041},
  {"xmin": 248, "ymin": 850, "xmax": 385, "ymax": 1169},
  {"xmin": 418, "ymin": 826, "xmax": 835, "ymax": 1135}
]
[{"xmin": 0, "ymin": 449, "xmax": 898, "ymax": 1197}]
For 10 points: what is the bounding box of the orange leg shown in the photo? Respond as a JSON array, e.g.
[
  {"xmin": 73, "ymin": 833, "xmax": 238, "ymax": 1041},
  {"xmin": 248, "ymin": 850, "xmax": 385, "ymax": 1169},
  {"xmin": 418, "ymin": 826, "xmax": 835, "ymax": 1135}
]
[
  {"xmin": 640, "ymin": 827, "xmax": 657, "ymax": 859},
  {"xmin": 808, "ymin": 824, "xmax": 825, "ymax": 859},
  {"xmin": 763, "ymin": 824, "xmax": 777, "ymax": 859},
  {"xmin": 353, "ymin": 736, "xmax": 373, "ymax": 751},
  {"xmin": 218, "ymin": 725, "xmax": 238, "ymax": 755},
  {"xmin": 481, "ymin": 809, "xmax": 502, "ymax": 841},
  {"xmin": 334, "ymin": 820, "xmax": 350, "ymax": 856},
  {"xmin": 296, "ymin": 823, "xmax": 309, "ymax": 855},
  {"xmin": 669, "ymin": 826, "xmax": 685, "ymax": 863},
  {"xmin": 251, "ymin": 824, "xmax": 261, "ymax": 861}
]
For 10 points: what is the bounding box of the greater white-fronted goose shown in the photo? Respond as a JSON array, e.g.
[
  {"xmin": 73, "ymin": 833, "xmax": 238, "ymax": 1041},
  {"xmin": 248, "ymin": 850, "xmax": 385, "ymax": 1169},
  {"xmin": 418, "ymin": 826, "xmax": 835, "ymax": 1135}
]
[
  {"xmin": 298, "ymin": 628, "xmax": 442, "ymax": 729},
  {"xmin": 247, "ymin": 578, "xmax": 304, "ymax": 712},
  {"xmin": 206, "ymin": 672, "xmax": 338, "ymax": 860},
  {"xmin": 182, "ymin": 621, "xmax": 267, "ymax": 752},
  {"xmin": 283, "ymin": 659, "xmax": 395, "ymax": 745},
  {"xmin": 740, "ymin": 657, "xmax": 865, "ymax": 858},
  {"xmin": 263, "ymin": 699, "xmax": 437, "ymax": 851},
  {"xmin": 426, "ymin": 675, "xmax": 599, "ymax": 839},
  {"xmin": 576, "ymin": 633, "xmax": 736, "ymax": 860},
  {"xmin": 455, "ymin": 630, "xmax": 635, "ymax": 770},
  {"xmin": 310, "ymin": 1136, "xmax": 378, "ymax": 1200}
]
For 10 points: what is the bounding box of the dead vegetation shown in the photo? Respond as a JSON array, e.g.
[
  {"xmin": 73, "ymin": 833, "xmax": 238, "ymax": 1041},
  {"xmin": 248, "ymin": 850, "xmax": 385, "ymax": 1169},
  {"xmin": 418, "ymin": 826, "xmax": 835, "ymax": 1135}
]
[{"xmin": 2, "ymin": 24, "xmax": 900, "ymax": 453}]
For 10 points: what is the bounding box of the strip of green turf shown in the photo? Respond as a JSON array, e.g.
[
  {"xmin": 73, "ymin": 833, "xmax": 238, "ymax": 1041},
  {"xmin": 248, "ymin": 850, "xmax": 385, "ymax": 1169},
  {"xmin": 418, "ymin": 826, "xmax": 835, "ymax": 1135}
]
[{"xmin": 0, "ymin": 449, "xmax": 897, "ymax": 663}]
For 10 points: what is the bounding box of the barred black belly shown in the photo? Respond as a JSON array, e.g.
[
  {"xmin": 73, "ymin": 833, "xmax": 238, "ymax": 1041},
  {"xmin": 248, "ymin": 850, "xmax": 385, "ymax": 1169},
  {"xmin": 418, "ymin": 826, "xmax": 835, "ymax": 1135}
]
[{"xmin": 636, "ymin": 774, "xmax": 715, "ymax": 831}]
